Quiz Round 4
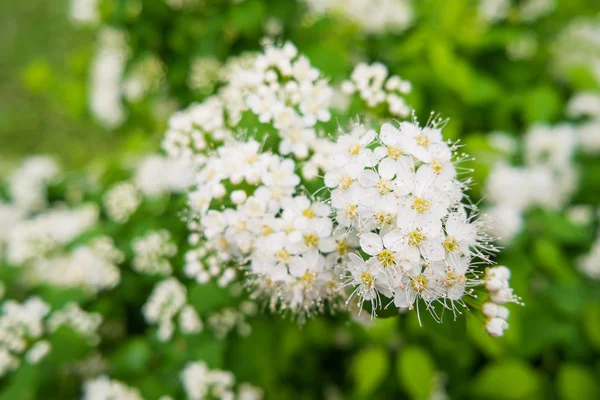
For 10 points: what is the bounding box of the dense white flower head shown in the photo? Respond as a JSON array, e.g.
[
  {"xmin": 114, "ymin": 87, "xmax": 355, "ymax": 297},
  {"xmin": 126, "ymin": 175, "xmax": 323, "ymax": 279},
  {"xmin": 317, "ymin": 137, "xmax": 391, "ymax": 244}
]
[
  {"xmin": 484, "ymin": 123, "xmax": 580, "ymax": 243},
  {"xmin": 89, "ymin": 28, "xmax": 128, "ymax": 129},
  {"xmin": 8, "ymin": 156, "xmax": 60, "ymax": 212},
  {"xmin": 324, "ymin": 118, "xmax": 495, "ymax": 319},
  {"xmin": 69, "ymin": 0, "xmax": 100, "ymax": 26},
  {"xmin": 83, "ymin": 376, "xmax": 144, "ymax": 400},
  {"xmin": 5, "ymin": 205, "xmax": 99, "ymax": 265},
  {"xmin": 142, "ymin": 278, "xmax": 202, "ymax": 341},
  {"xmin": 103, "ymin": 182, "xmax": 141, "ymax": 223},
  {"xmin": 27, "ymin": 236, "xmax": 122, "ymax": 293},
  {"xmin": 342, "ymin": 63, "xmax": 412, "ymax": 117},
  {"xmin": 181, "ymin": 360, "xmax": 263, "ymax": 400},
  {"xmin": 132, "ymin": 230, "xmax": 177, "ymax": 276}
]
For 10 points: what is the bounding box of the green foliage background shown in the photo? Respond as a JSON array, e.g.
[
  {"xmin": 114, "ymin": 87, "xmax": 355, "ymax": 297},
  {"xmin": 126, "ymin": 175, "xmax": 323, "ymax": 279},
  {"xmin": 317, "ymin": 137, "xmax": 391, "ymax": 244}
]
[{"xmin": 1, "ymin": 0, "xmax": 599, "ymax": 399}]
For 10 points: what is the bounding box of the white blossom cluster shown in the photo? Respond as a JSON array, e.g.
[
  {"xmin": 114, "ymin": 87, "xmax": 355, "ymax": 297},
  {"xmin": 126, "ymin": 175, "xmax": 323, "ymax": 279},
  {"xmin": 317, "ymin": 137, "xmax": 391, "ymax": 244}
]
[
  {"xmin": 26, "ymin": 236, "xmax": 123, "ymax": 293},
  {"xmin": 206, "ymin": 301, "xmax": 257, "ymax": 340},
  {"xmin": 181, "ymin": 360, "xmax": 263, "ymax": 400},
  {"xmin": 69, "ymin": 0, "xmax": 99, "ymax": 26},
  {"xmin": 142, "ymin": 278, "xmax": 202, "ymax": 341},
  {"xmin": 163, "ymin": 41, "xmax": 335, "ymax": 163},
  {"xmin": 479, "ymin": 0, "xmax": 555, "ymax": 24},
  {"xmin": 567, "ymin": 92, "xmax": 600, "ymax": 154},
  {"xmin": 0, "ymin": 297, "xmax": 49, "ymax": 377},
  {"xmin": 103, "ymin": 182, "xmax": 141, "ymax": 223},
  {"xmin": 122, "ymin": 55, "xmax": 166, "ymax": 102},
  {"xmin": 134, "ymin": 154, "xmax": 195, "ymax": 197},
  {"xmin": 341, "ymin": 62, "xmax": 412, "ymax": 117},
  {"xmin": 303, "ymin": 0, "xmax": 414, "ymax": 34},
  {"xmin": 5, "ymin": 205, "xmax": 99, "ymax": 265},
  {"xmin": 485, "ymin": 124, "xmax": 580, "ymax": 243},
  {"xmin": 183, "ymin": 245, "xmax": 238, "ymax": 288},
  {"xmin": 185, "ymin": 138, "xmax": 345, "ymax": 316},
  {"xmin": 482, "ymin": 266, "xmax": 520, "ymax": 337},
  {"xmin": 7, "ymin": 155, "xmax": 59, "ymax": 212},
  {"xmin": 579, "ymin": 233, "xmax": 600, "ymax": 280},
  {"xmin": 553, "ymin": 17, "xmax": 600, "ymax": 87},
  {"xmin": 83, "ymin": 376, "xmax": 144, "ymax": 400},
  {"xmin": 188, "ymin": 56, "xmax": 222, "ymax": 93},
  {"xmin": 323, "ymin": 119, "xmax": 496, "ymax": 318},
  {"xmin": 158, "ymin": 42, "xmax": 513, "ymax": 331},
  {"xmin": 89, "ymin": 28, "xmax": 128, "ymax": 129},
  {"xmin": 0, "ymin": 297, "xmax": 102, "ymax": 378},
  {"xmin": 47, "ymin": 302, "xmax": 103, "ymax": 345},
  {"xmin": 132, "ymin": 230, "xmax": 177, "ymax": 276}
]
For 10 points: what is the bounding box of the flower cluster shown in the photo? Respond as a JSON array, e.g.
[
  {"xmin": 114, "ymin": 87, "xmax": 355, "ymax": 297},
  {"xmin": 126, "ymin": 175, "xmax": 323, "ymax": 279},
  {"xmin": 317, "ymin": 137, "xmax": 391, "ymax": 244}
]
[
  {"xmin": 89, "ymin": 28, "xmax": 128, "ymax": 129},
  {"xmin": 132, "ymin": 230, "xmax": 177, "ymax": 276},
  {"xmin": 181, "ymin": 360, "xmax": 263, "ymax": 400},
  {"xmin": 324, "ymin": 120, "xmax": 495, "ymax": 318},
  {"xmin": 579, "ymin": 234, "xmax": 600, "ymax": 280},
  {"xmin": 103, "ymin": 182, "xmax": 141, "ymax": 223},
  {"xmin": 5, "ymin": 205, "xmax": 99, "ymax": 265},
  {"xmin": 26, "ymin": 236, "xmax": 122, "ymax": 293},
  {"xmin": 341, "ymin": 63, "xmax": 412, "ymax": 117},
  {"xmin": 303, "ymin": 0, "xmax": 414, "ymax": 34},
  {"xmin": 83, "ymin": 376, "xmax": 144, "ymax": 400},
  {"xmin": 142, "ymin": 278, "xmax": 202, "ymax": 341},
  {"xmin": 7, "ymin": 155, "xmax": 59, "ymax": 212},
  {"xmin": 482, "ymin": 266, "xmax": 520, "ymax": 337},
  {"xmin": 478, "ymin": 0, "xmax": 556, "ymax": 24},
  {"xmin": 206, "ymin": 301, "xmax": 257, "ymax": 340},
  {"xmin": 0, "ymin": 297, "xmax": 102, "ymax": 378},
  {"xmin": 484, "ymin": 124, "xmax": 579, "ymax": 243},
  {"xmin": 134, "ymin": 155, "xmax": 195, "ymax": 197}
]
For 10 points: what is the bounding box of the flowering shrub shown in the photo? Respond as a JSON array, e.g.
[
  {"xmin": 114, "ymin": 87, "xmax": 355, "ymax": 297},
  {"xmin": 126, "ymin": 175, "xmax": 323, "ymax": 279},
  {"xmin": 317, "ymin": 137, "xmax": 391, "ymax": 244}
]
[{"xmin": 2, "ymin": 0, "xmax": 600, "ymax": 399}]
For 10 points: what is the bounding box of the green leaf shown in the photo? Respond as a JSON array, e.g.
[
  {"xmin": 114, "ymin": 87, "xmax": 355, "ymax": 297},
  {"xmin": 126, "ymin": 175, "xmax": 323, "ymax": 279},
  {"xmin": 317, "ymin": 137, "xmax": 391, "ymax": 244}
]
[
  {"xmin": 351, "ymin": 346, "xmax": 390, "ymax": 397},
  {"xmin": 0, "ymin": 365, "xmax": 39, "ymax": 400},
  {"xmin": 583, "ymin": 305, "xmax": 600, "ymax": 351},
  {"xmin": 557, "ymin": 364, "xmax": 600, "ymax": 400},
  {"xmin": 396, "ymin": 346, "xmax": 436, "ymax": 400},
  {"xmin": 473, "ymin": 360, "xmax": 541, "ymax": 399},
  {"xmin": 109, "ymin": 337, "xmax": 151, "ymax": 377},
  {"xmin": 522, "ymin": 86, "xmax": 562, "ymax": 123},
  {"xmin": 533, "ymin": 239, "xmax": 578, "ymax": 284}
]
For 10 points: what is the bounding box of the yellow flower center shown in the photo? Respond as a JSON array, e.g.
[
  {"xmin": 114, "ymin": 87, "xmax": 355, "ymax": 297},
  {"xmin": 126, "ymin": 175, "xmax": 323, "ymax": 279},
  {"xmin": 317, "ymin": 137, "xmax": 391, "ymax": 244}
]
[
  {"xmin": 345, "ymin": 204, "xmax": 358, "ymax": 220},
  {"xmin": 416, "ymin": 134, "xmax": 430, "ymax": 147},
  {"xmin": 302, "ymin": 208, "xmax": 315, "ymax": 219},
  {"xmin": 431, "ymin": 160, "xmax": 443, "ymax": 174},
  {"xmin": 387, "ymin": 146, "xmax": 402, "ymax": 159},
  {"xmin": 336, "ymin": 240, "xmax": 349, "ymax": 255},
  {"xmin": 408, "ymin": 230, "xmax": 424, "ymax": 247},
  {"xmin": 444, "ymin": 236, "xmax": 459, "ymax": 252},
  {"xmin": 340, "ymin": 175, "xmax": 354, "ymax": 189},
  {"xmin": 261, "ymin": 225, "xmax": 273, "ymax": 236},
  {"xmin": 360, "ymin": 272, "xmax": 374, "ymax": 287},
  {"xmin": 411, "ymin": 275, "xmax": 428, "ymax": 292},
  {"xmin": 376, "ymin": 179, "xmax": 392, "ymax": 194},
  {"xmin": 276, "ymin": 249, "xmax": 291, "ymax": 263},
  {"xmin": 300, "ymin": 272, "xmax": 317, "ymax": 285},
  {"xmin": 412, "ymin": 197, "xmax": 430, "ymax": 214},
  {"xmin": 378, "ymin": 249, "xmax": 395, "ymax": 267},
  {"xmin": 304, "ymin": 234, "xmax": 319, "ymax": 247},
  {"xmin": 246, "ymin": 154, "xmax": 258, "ymax": 164},
  {"xmin": 235, "ymin": 221, "xmax": 247, "ymax": 232},
  {"xmin": 348, "ymin": 144, "xmax": 361, "ymax": 155},
  {"xmin": 374, "ymin": 212, "xmax": 394, "ymax": 227}
]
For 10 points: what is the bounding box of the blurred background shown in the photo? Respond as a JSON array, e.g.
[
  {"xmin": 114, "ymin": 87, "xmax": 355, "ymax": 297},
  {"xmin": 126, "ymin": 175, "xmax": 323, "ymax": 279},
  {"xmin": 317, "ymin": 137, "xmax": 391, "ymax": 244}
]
[{"xmin": 1, "ymin": 0, "xmax": 600, "ymax": 399}]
